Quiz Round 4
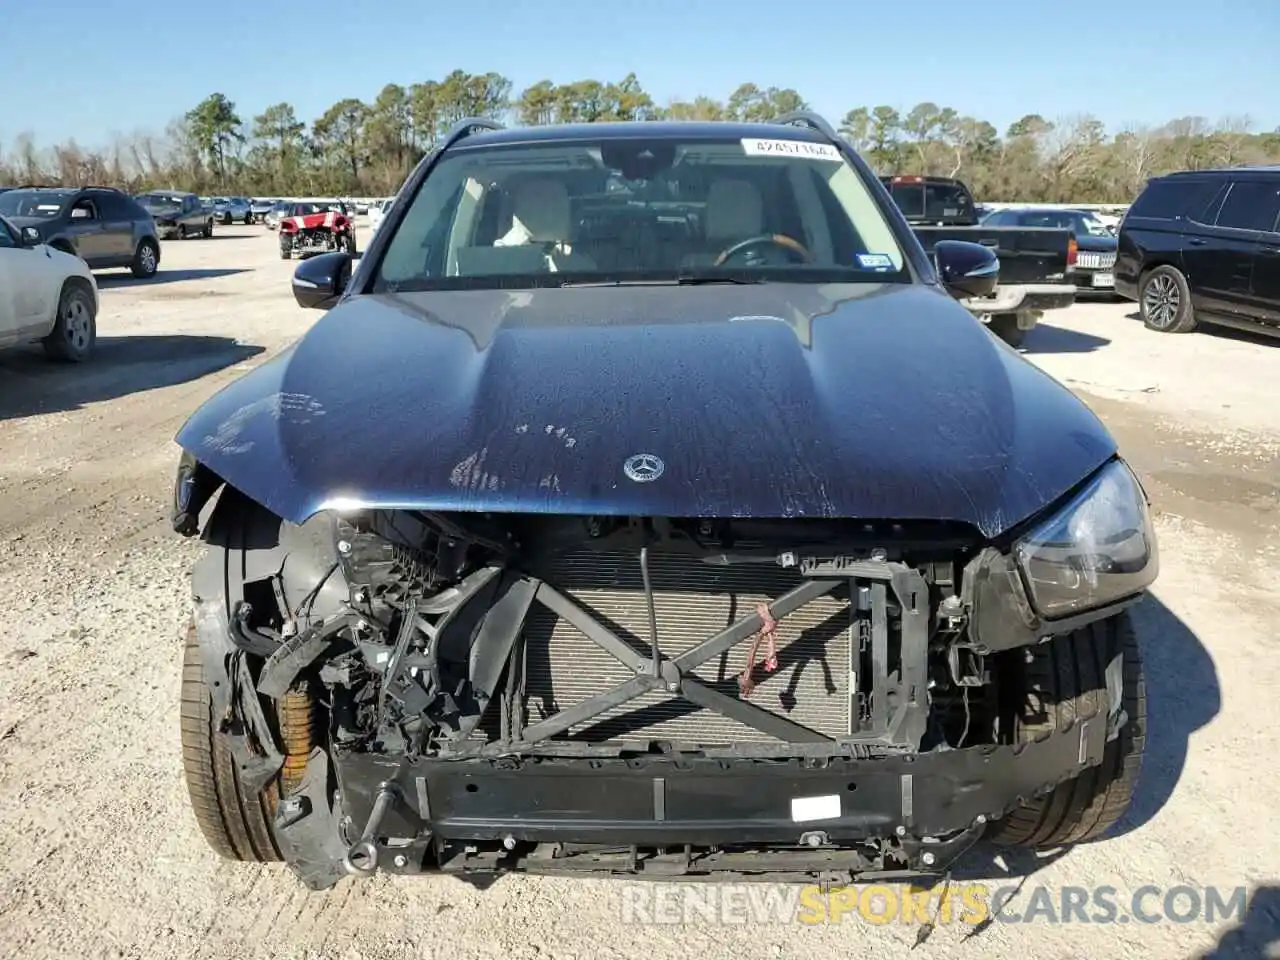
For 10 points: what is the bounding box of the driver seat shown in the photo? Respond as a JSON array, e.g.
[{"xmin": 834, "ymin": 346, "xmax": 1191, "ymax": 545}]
[{"xmin": 682, "ymin": 179, "xmax": 764, "ymax": 269}]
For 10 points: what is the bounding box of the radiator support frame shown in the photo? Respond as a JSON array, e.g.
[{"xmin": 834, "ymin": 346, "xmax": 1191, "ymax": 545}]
[{"xmin": 398, "ymin": 557, "xmax": 933, "ymax": 760}]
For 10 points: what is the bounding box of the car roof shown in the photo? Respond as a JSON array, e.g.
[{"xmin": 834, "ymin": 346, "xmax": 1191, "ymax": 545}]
[
  {"xmin": 457, "ymin": 120, "xmax": 831, "ymax": 148},
  {"xmin": 1159, "ymin": 165, "xmax": 1280, "ymax": 179}
]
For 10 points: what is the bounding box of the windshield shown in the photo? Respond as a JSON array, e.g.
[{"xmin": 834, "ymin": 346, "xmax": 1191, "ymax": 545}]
[
  {"xmin": 886, "ymin": 181, "xmax": 975, "ymax": 221},
  {"xmin": 375, "ymin": 134, "xmax": 909, "ymax": 291},
  {"xmin": 0, "ymin": 190, "xmax": 71, "ymax": 218},
  {"xmin": 137, "ymin": 194, "xmax": 184, "ymax": 211},
  {"xmin": 293, "ymin": 202, "xmax": 344, "ymax": 215}
]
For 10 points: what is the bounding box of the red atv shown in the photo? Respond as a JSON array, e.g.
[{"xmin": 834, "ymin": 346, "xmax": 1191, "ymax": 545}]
[{"xmin": 278, "ymin": 201, "xmax": 358, "ymax": 260}]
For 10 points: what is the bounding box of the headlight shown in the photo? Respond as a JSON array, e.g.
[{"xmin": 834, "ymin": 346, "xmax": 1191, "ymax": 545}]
[{"xmin": 1013, "ymin": 458, "xmax": 1158, "ymax": 618}]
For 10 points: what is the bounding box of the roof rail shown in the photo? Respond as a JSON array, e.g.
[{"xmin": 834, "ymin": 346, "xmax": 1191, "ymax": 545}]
[
  {"xmin": 440, "ymin": 117, "xmax": 504, "ymax": 151},
  {"xmin": 15, "ymin": 183, "xmax": 126, "ymax": 192},
  {"xmin": 772, "ymin": 111, "xmax": 839, "ymax": 142}
]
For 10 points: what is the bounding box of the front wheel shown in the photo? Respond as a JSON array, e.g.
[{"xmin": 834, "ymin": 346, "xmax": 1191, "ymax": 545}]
[
  {"xmin": 131, "ymin": 238, "xmax": 160, "ymax": 278},
  {"xmin": 279, "ymin": 238, "xmax": 292, "ymax": 260},
  {"xmin": 1140, "ymin": 265, "xmax": 1196, "ymax": 333},
  {"xmin": 202, "ymin": 219, "xmax": 214, "ymax": 239},
  {"xmin": 43, "ymin": 282, "xmax": 96, "ymax": 362},
  {"xmin": 181, "ymin": 627, "xmax": 318, "ymax": 861},
  {"xmin": 345, "ymin": 232, "xmax": 357, "ymax": 256},
  {"xmin": 988, "ymin": 613, "xmax": 1145, "ymax": 847}
]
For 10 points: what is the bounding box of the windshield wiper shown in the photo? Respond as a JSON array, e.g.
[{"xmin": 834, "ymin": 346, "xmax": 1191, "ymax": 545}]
[{"xmin": 559, "ymin": 275, "xmax": 767, "ymax": 288}]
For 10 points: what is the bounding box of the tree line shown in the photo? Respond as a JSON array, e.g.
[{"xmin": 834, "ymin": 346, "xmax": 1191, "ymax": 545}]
[{"xmin": 3, "ymin": 69, "xmax": 1278, "ymax": 203}]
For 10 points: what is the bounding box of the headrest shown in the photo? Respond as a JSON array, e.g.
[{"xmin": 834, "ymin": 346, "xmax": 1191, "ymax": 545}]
[
  {"xmin": 705, "ymin": 179, "xmax": 764, "ymax": 240},
  {"xmin": 509, "ymin": 178, "xmax": 572, "ymax": 242}
]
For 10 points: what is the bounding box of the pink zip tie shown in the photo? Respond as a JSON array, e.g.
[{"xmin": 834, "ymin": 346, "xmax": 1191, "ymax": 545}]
[{"xmin": 739, "ymin": 603, "xmax": 780, "ymax": 697}]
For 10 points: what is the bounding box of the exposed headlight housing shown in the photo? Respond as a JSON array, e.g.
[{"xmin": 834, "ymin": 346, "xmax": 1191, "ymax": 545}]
[{"xmin": 1013, "ymin": 458, "xmax": 1158, "ymax": 618}]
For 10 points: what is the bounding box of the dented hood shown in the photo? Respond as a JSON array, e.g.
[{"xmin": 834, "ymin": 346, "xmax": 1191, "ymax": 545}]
[{"xmin": 175, "ymin": 282, "xmax": 1116, "ymax": 538}]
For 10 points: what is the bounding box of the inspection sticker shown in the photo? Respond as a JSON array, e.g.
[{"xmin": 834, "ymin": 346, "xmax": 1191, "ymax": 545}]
[
  {"xmin": 856, "ymin": 253, "xmax": 895, "ymax": 270},
  {"xmin": 741, "ymin": 138, "xmax": 842, "ymax": 161},
  {"xmin": 791, "ymin": 794, "xmax": 841, "ymax": 822}
]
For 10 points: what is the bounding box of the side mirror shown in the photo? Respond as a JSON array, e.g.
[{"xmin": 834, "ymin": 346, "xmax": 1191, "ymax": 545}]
[
  {"xmin": 292, "ymin": 251, "xmax": 352, "ymax": 310},
  {"xmin": 934, "ymin": 239, "xmax": 999, "ymax": 300},
  {"xmin": 20, "ymin": 226, "xmax": 41, "ymax": 247}
]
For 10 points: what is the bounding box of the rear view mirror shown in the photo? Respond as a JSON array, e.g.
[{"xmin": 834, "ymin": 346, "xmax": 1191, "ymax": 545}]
[
  {"xmin": 292, "ymin": 251, "xmax": 352, "ymax": 310},
  {"xmin": 20, "ymin": 226, "xmax": 41, "ymax": 247},
  {"xmin": 933, "ymin": 240, "xmax": 999, "ymax": 299}
]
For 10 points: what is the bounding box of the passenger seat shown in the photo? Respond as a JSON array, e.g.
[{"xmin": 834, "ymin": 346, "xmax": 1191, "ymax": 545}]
[{"xmin": 493, "ymin": 178, "xmax": 596, "ymax": 272}]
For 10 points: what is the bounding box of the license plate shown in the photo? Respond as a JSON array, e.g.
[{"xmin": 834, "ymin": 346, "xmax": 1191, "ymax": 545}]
[{"xmin": 1092, "ymin": 272, "xmax": 1114, "ymax": 287}]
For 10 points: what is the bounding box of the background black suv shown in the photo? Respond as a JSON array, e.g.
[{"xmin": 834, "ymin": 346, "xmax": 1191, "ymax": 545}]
[
  {"xmin": 1116, "ymin": 167, "xmax": 1280, "ymax": 337},
  {"xmin": 0, "ymin": 186, "xmax": 161, "ymax": 278}
]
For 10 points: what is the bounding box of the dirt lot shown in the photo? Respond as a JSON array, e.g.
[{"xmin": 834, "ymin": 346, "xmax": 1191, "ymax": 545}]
[{"xmin": 0, "ymin": 227, "xmax": 1276, "ymax": 960}]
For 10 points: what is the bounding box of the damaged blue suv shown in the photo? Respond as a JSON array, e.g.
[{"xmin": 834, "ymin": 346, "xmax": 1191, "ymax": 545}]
[{"xmin": 170, "ymin": 113, "xmax": 1156, "ymax": 890}]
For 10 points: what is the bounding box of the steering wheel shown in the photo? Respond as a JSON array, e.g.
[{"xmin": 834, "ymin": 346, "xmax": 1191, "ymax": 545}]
[{"xmin": 714, "ymin": 233, "xmax": 813, "ymax": 267}]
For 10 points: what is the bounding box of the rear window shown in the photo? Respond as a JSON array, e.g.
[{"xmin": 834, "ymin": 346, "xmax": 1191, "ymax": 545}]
[
  {"xmin": 885, "ymin": 180, "xmax": 975, "ymax": 220},
  {"xmin": 1128, "ymin": 177, "xmax": 1222, "ymax": 221},
  {"xmin": 1214, "ymin": 181, "xmax": 1280, "ymax": 232}
]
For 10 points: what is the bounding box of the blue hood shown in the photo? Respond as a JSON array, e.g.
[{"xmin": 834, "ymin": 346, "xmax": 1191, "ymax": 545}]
[{"xmin": 176, "ymin": 282, "xmax": 1116, "ymax": 538}]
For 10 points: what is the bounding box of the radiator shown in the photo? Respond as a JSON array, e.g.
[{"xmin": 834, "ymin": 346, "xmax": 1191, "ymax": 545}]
[{"xmin": 519, "ymin": 550, "xmax": 853, "ymax": 744}]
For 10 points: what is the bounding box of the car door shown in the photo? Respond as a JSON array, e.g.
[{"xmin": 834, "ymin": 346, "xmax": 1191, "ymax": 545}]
[
  {"xmin": 1247, "ymin": 191, "xmax": 1280, "ymax": 327},
  {"xmin": 0, "ymin": 220, "xmax": 22, "ymax": 339},
  {"xmin": 65, "ymin": 194, "xmax": 117, "ymax": 264},
  {"xmin": 0, "ymin": 219, "xmax": 58, "ymax": 342},
  {"xmin": 1182, "ymin": 179, "xmax": 1278, "ymax": 319},
  {"xmin": 92, "ymin": 191, "xmax": 137, "ymax": 262}
]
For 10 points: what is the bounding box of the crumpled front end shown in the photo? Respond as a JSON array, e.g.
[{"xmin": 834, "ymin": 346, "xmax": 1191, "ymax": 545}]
[{"xmin": 189, "ymin": 502, "xmax": 1136, "ymax": 890}]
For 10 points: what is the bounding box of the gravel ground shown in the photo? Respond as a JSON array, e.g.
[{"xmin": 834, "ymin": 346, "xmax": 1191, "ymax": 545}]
[{"xmin": 0, "ymin": 227, "xmax": 1276, "ymax": 960}]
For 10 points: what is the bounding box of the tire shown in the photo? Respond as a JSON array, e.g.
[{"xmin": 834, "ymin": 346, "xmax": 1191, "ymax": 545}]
[
  {"xmin": 1139, "ymin": 265, "xmax": 1196, "ymax": 333},
  {"xmin": 180, "ymin": 630, "xmax": 283, "ymax": 862},
  {"xmin": 988, "ymin": 612, "xmax": 1146, "ymax": 848},
  {"xmin": 279, "ymin": 239, "xmax": 292, "ymax": 260},
  {"xmin": 202, "ymin": 219, "xmax": 214, "ymax": 239},
  {"xmin": 222, "ymin": 213, "xmax": 232, "ymax": 226},
  {"xmin": 345, "ymin": 232, "xmax": 357, "ymax": 256},
  {"xmin": 178, "ymin": 224, "xmax": 187, "ymax": 240},
  {"xmin": 42, "ymin": 282, "xmax": 96, "ymax": 362},
  {"xmin": 988, "ymin": 312, "xmax": 1026, "ymax": 348},
  {"xmin": 130, "ymin": 238, "xmax": 160, "ymax": 278},
  {"xmin": 180, "ymin": 625, "xmax": 318, "ymax": 862},
  {"xmin": 244, "ymin": 213, "xmax": 253, "ymax": 225}
]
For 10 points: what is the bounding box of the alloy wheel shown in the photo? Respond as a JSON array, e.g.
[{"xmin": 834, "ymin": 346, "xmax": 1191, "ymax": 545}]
[{"xmin": 1143, "ymin": 274, "xmax": 1180, "ymax": 328}]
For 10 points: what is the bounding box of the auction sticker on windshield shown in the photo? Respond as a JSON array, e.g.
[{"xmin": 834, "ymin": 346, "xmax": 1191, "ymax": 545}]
[{"xmin": 741, "ymin": 138, "xmax": 842, "ymax": 161}]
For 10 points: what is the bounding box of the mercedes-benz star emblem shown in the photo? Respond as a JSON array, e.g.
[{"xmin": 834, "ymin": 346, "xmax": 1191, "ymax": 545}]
[{"xmin": 623, "ymin": 453, "xmax": 665, "ymax": 483}]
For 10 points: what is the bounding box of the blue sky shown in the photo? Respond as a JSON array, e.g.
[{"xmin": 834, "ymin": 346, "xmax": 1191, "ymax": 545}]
[{"xmin": 4, "ymin": 0, "xmax": 1279, "ymax": 147}]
